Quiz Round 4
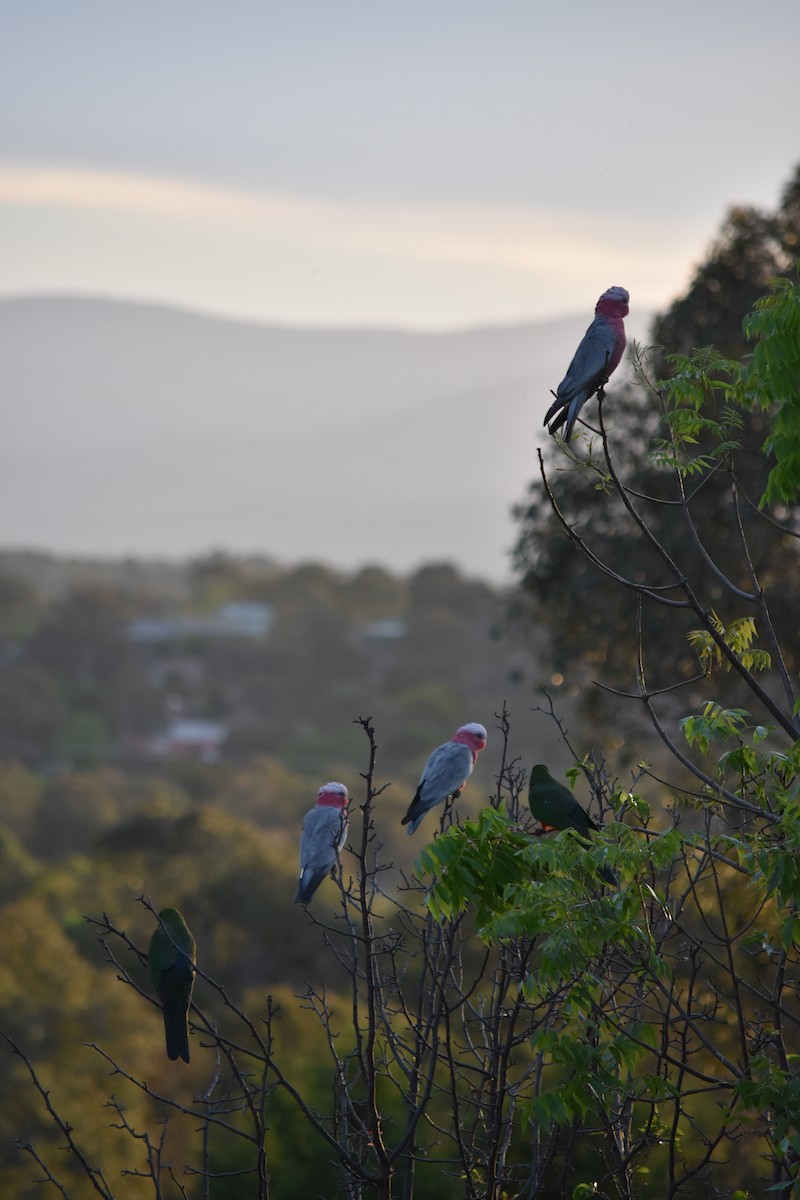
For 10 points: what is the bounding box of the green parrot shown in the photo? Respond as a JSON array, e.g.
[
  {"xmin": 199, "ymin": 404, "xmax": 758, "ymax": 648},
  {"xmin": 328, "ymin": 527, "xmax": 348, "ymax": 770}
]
[
  {"xmin": 528, "ymin": 764, "xmax": 617, "ymax": 886},
  {"xmin": 148, "ymin": 907, "xmax": 196, "ymax": 1063}
]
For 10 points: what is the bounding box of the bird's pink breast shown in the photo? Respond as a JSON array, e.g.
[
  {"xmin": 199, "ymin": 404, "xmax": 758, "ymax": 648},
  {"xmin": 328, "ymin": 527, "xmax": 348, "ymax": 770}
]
[{"xmin": 595, "ymin": 302, "xmax": 627, "ymax": 377}]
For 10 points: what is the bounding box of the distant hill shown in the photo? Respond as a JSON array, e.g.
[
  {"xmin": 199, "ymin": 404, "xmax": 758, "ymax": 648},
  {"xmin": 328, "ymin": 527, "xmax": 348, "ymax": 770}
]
[{"xmin": 1, "ymin": 296, "xmax": 652, "ymax": 579}]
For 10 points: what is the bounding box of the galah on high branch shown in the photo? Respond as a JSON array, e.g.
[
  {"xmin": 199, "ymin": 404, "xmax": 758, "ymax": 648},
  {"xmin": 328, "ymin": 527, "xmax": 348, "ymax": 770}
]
[
  {"xmin": 294, "ymin": 781, "xmax": 349, "ymax": 904},
  {"xmin": 544, "ymin": 285, "xmax": 630, "ymax": 441},
  {"xmin": 401, "ymin": 723, "xmax": 488, "ymax": 836},
  {"xmin": 527, "ymin": 763, "xmax": 617, "ymax": 886}
]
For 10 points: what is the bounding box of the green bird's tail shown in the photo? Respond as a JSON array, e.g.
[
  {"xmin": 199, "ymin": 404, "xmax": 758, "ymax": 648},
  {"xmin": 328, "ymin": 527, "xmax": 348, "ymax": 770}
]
[{"xmin": 163, "ymin": 1003, "xmax": 190, "ymax": 1063}]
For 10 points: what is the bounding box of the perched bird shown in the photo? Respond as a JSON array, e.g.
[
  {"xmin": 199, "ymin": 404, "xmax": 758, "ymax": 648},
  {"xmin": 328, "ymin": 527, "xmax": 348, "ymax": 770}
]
[
  {"xmin": 294, "ymin": 781, "xmax": 349, "ymax": 904},
  {"xmin": 148, "ymin": 907, "xmax": 196, "ymax": 1063},
  {"xmin": 544, "ymin": 285, "xmax": 630, "ymax": 441},
  {"xmin": 528, "ymin": 764, "xmax": 617, "ymax": 885},
  {"xmin": 401, "ymin": 723, "xmax": 488, "ymax": 836}
]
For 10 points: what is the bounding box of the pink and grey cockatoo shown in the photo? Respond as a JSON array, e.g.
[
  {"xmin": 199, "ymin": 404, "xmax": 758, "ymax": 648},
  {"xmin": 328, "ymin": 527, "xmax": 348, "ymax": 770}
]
[
  {"xmin": 401, "ymin": 723, "xmax": 488, "ymax": 835},
  {"xmin": 544, "ymin": 286, "xmax": 630, "ymax": 441},
  {"xmin": 294, "ymin": 781, "xmax": 349, "ymax": 904}
]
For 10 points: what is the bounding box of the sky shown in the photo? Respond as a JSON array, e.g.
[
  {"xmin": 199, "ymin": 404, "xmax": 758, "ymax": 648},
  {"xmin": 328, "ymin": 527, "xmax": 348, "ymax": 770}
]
[{"xmin": 2, "ymin": 0, "xmax": 799, "ymax": 331}]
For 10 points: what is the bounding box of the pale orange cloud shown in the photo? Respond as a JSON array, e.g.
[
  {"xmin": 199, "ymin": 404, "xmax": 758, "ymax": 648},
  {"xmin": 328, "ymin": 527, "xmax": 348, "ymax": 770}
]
[
  {"xmin": 0, "ymin": 165, "xmax": 694, "ymax": 276},
  {"xmin": 0, "ymin": 163, "xmax": 703, "ymax": 325}
]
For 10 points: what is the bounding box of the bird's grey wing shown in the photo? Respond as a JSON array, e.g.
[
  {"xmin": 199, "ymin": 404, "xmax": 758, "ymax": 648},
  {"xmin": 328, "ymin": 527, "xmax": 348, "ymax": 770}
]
[
  {"xmin": 544, "ymin": 318, "xmax": 618, "ymax": 432},
  {"xmin": 300, "ymin": 807, "xmax": 346, "ymax": 874},
  {"xmin": 295, "ymin": 807, "xmax": 347, "ymax": 902},
  {"xmin": 555, "ymin": 318, "xmax": 617, "ymax": 403},
  {"xmin": 419, "ymin": 743, "xmax": 473, "ymax": 803}
]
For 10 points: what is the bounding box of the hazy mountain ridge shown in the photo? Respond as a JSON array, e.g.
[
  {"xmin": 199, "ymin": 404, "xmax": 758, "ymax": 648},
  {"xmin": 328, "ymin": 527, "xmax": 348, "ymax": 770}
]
[{"xmin": 3, "ymin": 296, "xmax": 652, "ymax": 578}]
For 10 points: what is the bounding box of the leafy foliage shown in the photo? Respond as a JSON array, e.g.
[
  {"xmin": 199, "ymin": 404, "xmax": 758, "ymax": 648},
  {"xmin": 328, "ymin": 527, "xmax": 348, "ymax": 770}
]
[
  {"xmin": 686, "ymin": 613, "xmax": 772, "ymax": 677},
  {"xmin": 744, "ymin": 273, "xmax": 800, "ymax": 506}
]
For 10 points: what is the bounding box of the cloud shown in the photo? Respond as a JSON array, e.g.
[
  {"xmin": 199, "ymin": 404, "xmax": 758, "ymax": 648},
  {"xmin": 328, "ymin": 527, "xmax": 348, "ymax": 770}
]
[
  {"xmin": 0, "ymin": 164, "xmax": 292, "ymax": 223},
  {"xmin": 0, "ymin": 163, "xmax": 697, "ymax": 300}
]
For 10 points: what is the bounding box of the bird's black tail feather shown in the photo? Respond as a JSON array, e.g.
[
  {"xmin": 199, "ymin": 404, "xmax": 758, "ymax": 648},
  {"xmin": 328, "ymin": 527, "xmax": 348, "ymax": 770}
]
[
  {"xmin": 401, "ymin": 784, "xmax": 423, "ymax": 826},
  {"xmin": 163, "ymin": 1005, "xmax": 190, "ymax": 1063}
]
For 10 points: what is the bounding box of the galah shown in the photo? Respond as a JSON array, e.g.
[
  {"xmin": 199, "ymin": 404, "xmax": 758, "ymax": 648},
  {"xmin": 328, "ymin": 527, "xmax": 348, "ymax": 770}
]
[
  {"xmin": 401, "ymin": 723, "xmax": 488, "ymax": 836},
  {"xmin": 544, "ymin": 285, "xmax": 630, "ymax": 441},
  {"xmin": 294, "ymin": 781, "xmax": 349, "ymax": 904},
  {"xmin": 528, "ymin": 763, "xmax": 617, "ymax": 886},
  {"xmin": 148, "ymin": 907, "xmax": 196, "ymax": 1063}
]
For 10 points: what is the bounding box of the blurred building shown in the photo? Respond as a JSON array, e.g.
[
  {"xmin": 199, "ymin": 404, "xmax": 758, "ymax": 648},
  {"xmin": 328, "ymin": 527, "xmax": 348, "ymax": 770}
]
[
  {"xmin": 129, "ymin": 600, "xmax": 273, "ymax": 644},
  {"xmin": 147, "ymin": 717, "xmax": 227, "ymax": 762}
]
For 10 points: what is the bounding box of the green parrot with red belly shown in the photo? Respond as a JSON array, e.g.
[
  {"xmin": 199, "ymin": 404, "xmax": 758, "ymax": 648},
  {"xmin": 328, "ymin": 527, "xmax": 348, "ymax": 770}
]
[{"xmin": 528, "ymin": 764, "xmax": 617, "ymax": 886}]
